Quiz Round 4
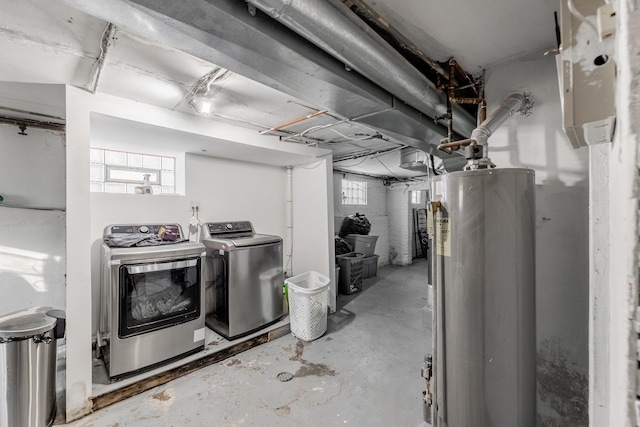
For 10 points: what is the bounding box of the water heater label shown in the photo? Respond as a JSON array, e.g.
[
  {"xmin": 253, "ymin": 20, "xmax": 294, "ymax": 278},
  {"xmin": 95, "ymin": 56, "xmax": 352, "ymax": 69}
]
[{"xmin": 436, "ymin": 218, "xmax": 451, "ymax": 257}]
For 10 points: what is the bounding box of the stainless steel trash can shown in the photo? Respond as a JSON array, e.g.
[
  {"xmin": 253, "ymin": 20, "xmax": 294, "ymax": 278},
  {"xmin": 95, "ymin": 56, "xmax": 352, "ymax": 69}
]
[{"xmin": 0, "ymin": 307, "xmax": 66, "ymax": 427}]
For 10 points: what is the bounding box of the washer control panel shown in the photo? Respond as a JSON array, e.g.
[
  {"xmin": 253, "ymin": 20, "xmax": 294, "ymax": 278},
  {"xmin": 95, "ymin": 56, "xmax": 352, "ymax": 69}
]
[{"xmin": 206, "ymin": 221, "xmax": 253, "ymax": 237}]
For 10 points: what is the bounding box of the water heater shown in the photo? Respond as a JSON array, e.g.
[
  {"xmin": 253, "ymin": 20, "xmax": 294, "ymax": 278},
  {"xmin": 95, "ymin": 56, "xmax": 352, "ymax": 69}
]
[{"xmin": 429, "ymin": 168, "xmax": 536, "ymax": 426}]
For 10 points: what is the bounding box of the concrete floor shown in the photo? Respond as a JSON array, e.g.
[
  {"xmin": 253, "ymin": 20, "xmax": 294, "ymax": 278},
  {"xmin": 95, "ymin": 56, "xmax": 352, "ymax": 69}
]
[{"xmin": 66, "ymin": 259, "xmax": 432, "ymax": 427}]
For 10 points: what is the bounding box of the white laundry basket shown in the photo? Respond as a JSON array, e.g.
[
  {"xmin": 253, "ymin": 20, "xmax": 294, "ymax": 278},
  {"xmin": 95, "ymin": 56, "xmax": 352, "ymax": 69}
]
[{"xmin": 285, "ymin": 271, "xmax": 330, "ymax": 341}]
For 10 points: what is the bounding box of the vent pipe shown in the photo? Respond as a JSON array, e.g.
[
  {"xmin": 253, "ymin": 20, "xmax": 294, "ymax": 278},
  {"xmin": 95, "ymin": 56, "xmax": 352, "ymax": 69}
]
[
  {"xmin": 246, "ymin": 0, "xmax": 476, "ymax": 137},
  {"xmin": 470, "ymin": 93, "xmax": 527, "ymax": 147},
  {"xmin": 437, "ymin": 93, "xmax": 528, "ymax": 170}
]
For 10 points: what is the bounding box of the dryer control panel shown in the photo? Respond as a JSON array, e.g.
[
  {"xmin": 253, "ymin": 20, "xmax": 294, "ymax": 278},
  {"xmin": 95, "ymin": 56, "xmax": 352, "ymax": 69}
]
[{"xmin": 105, "ymin": 224, "xmax": 183, "ymax": 239}]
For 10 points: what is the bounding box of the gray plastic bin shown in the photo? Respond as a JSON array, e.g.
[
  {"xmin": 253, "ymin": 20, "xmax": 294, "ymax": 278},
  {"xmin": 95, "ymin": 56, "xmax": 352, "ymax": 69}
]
[
  {"xmin": 336, "ymin": 252, "xmax": 365, "ymax": 295},
  {"xmin": 0, "ymin": 307, "xmax": 65, "ymax": 427},
  {"xmin": 362, "ymin": 255, "xmax": 379, "ymax": 279}
]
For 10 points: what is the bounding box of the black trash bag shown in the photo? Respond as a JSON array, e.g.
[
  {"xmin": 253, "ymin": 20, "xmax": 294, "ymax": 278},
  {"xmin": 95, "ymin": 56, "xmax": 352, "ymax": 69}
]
[
  {"xmin": 335, "ymin": 236, "xmax": 353, "ymax": 256},
  {"xmin": 338, "ymin": 213, "xmax": 371, "ymax": 237}
]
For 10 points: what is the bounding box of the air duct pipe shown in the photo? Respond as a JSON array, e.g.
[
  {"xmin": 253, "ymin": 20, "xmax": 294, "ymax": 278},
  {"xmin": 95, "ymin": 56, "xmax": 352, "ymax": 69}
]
[{"xmin": 246, "ymin": 0, "xmax": 476, "ymax": 137}]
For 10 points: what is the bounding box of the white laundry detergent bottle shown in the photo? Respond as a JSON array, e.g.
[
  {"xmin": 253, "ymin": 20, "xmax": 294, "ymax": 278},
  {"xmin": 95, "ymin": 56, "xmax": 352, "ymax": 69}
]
[{"xmin": 135, "ymin": 173, "xmax": 153, "ymax": 195}]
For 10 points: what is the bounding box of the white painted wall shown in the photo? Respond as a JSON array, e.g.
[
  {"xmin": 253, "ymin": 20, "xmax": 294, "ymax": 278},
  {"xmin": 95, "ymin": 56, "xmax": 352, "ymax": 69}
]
[
  {"xmin": 588, "ymin": 143, "xmax": 609, "ymax": 426},
  {"xmin": 333, "ymin": 173, "xmax": 389, "ymax": 266},
  {"xmin": 485, "ymin": 57, "xmax": 590, "ymax": 425},
  {"xmin": 293, "ymin": 158, "xmax": 336, "ymax": 312},
  {"xmin": 607, "ymin": 1, "xmax": 640, "ymax": 424},
  {"xmin": 0, "ymin": 125, "xmax": 66, "ymax": 316},
  {"xmin": 65, "ymin": 86, "xmax": 94, "ymax": 420},
  {"xmin": 186, "ymin": 154, "xmax": 287, "ymax": 238},
  {"xmin": 0, "ymin": 83, "xmax": 67, "ymax": 317}
]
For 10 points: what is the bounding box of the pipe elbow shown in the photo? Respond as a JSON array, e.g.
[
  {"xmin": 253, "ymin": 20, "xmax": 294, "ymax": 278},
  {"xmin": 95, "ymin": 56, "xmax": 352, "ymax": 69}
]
[
  {"xmin": 471, "ymin": 126, "xmax": 490, "ymax": 146},
  {"xmin": 504, "ymin": 93, "xmax": 527, "ymax": 114}
]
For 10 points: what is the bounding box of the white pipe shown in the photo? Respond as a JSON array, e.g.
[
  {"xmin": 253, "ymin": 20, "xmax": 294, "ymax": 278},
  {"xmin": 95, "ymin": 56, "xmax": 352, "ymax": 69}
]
[
  {"xmin": 471, "ymin": 93, "xmax": 527, "ymax": 152},
  {"xmin": 285, "ymin": 166, "xmax": 293, "ymax": 276}
]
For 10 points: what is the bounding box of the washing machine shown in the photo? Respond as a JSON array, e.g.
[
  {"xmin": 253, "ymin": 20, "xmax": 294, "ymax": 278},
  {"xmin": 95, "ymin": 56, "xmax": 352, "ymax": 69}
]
[{"xmin": 201, "ymin": 221, "xmax": 284, "ymax": 339}]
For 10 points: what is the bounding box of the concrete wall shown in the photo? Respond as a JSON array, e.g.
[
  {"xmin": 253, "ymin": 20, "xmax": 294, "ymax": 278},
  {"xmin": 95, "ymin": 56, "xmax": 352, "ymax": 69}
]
[
  {"xmin": 485, "ymin": 57, "xmax": 589, "ymax": 426},
  {"xmin": 333, "ymin": 173, "xmax": 388, "ymax": 266},
  {"xmin": 0, "ymin": 83, "xmax": 66, "ymax": 317},
  {"xmin": 606, "ymin": 1, "xmax": 640, "ymax": 424}
]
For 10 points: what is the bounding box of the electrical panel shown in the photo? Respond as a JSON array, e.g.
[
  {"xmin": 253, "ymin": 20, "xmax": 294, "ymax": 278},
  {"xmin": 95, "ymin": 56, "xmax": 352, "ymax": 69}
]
[{"xmin": 556, "ymin": 0, "xmax": 616, "ymax": 148}]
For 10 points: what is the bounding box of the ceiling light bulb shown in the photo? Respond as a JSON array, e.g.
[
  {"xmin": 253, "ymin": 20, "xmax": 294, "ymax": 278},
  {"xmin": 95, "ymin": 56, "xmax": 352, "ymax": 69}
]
[
  {"xmin": 198, "ymin": 99, "xmax": 212, "ymax": 114},
  {"xmin": 190, "ymin": 95, "xmax": 213, "ymax": 115}
]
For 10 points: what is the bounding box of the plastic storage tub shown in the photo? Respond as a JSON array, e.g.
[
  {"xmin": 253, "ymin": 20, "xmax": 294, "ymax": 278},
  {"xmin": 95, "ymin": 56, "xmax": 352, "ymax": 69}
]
[
  {"xmin": 285, "ymin": 271, "xmax": 330, "ymax": 341},
  {"xmin": 344, "ymin": 234, "xmax": 378, "ymax": 256},
  {"xmin": 336, "ymin": 252, "xmax": 365, "ymax": 295},
  {"xmin": 362, "ymin": 255, "xmax": 379, "ymax": 279}
]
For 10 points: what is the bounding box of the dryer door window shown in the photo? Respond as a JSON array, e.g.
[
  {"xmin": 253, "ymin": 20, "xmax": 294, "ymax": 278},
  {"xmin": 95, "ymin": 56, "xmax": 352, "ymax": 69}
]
[{"xmin": 118, "ymin": 257, "xmax": 201, "ymax": 338}]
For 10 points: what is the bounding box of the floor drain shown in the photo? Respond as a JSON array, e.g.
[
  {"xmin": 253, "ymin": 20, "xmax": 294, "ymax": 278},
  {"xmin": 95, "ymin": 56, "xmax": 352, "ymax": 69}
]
[{"xmin": 277, "ymin": 372, "xmax": 294, "ymax": 382}]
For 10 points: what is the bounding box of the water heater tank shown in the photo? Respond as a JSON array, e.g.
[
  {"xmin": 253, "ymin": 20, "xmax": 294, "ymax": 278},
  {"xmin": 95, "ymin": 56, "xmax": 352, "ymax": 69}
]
[{"xmin": 430, "ymin": 168, "xmax": 536, "ymax": 427}]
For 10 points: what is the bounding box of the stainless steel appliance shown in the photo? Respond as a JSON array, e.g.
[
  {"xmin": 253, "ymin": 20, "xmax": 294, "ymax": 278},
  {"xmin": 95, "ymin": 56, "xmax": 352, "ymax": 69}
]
[
  {"xmin": 0, "ymin": 307, "xmax": 65, "ymax": 427},
  {"xmin": 430, "ymin": 168, "xmax": 536, "ymax": 427},
  {"xmin": 202, "ymin": 221, "xmax": 284, "ymax": 339},
  {"xmin": 99, "ymin": 224, "xmax": 206, "ymax": 379}
]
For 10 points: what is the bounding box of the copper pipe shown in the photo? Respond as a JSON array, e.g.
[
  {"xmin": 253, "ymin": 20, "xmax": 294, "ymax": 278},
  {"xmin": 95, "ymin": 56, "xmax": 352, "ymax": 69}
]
[
  {"xmin": 480, "ymin": 100, "xmax": 487, "ymax": 123},
  {"xmin": 259, "ymin": 109, "xmax": 328, "ymax": 135},
  {"xmin": 447, "ymin": 59, "xmax": 455, "ymax": 144},
  {"xmin": 450, "ymin": 58, "xmax": 478, "ymax": 95},
  {"xmin": 450, "ymin": 97, "xmax": 485, "ymax": 105},
  {"xmin": 437, "ymin": 137, "xmax": 476, "ymax": 154}
]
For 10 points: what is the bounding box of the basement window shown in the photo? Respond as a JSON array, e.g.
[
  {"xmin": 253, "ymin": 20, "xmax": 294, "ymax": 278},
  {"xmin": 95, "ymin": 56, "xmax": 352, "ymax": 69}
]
[
  {"xmin": 342, "ymin": 179, "xmax": 367, "ymax": 205},
  {"xmin": 90, "ymin": 148, "xmax": 176, "ymax": 194},
  {"xmin": 411, "ymin": 190, "xmax": 421, "ymax": 205}
]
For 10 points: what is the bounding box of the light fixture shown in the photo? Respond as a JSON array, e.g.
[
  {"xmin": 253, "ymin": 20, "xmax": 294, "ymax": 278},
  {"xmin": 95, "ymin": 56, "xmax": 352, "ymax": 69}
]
[
  {"xmin": 189, "ymin": 94, "xmax": 213, "ymax": 115},
  {"xmin": 187, "ymin": 67, "xmax": 232, "ymax": 117}
]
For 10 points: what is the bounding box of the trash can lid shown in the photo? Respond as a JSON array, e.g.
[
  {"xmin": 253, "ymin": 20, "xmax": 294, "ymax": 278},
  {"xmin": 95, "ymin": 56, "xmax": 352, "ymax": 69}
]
[{"xmin": 0, "ymin": 306, "xmax": 56, "ymax": 338}]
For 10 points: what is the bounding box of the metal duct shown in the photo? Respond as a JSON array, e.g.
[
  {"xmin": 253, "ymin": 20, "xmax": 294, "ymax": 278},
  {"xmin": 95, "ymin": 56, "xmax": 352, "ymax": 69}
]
[
  {"xmin": 61, "ymin": 0, "xmax": 467, "ymax": 164},
  {"xmin": 399, "ymin": 147, "xmax": 427, "ymax": 172},
  {"xmin": 246, "ymin": 0, "xmax": 476, "ymax": 137}
]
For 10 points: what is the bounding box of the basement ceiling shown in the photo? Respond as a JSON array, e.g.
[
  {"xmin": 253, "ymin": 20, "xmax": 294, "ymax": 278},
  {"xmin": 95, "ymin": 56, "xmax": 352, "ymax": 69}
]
[{"xmin": 0, "ymin": 0, "xmax": 558, "ymax": 180}]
